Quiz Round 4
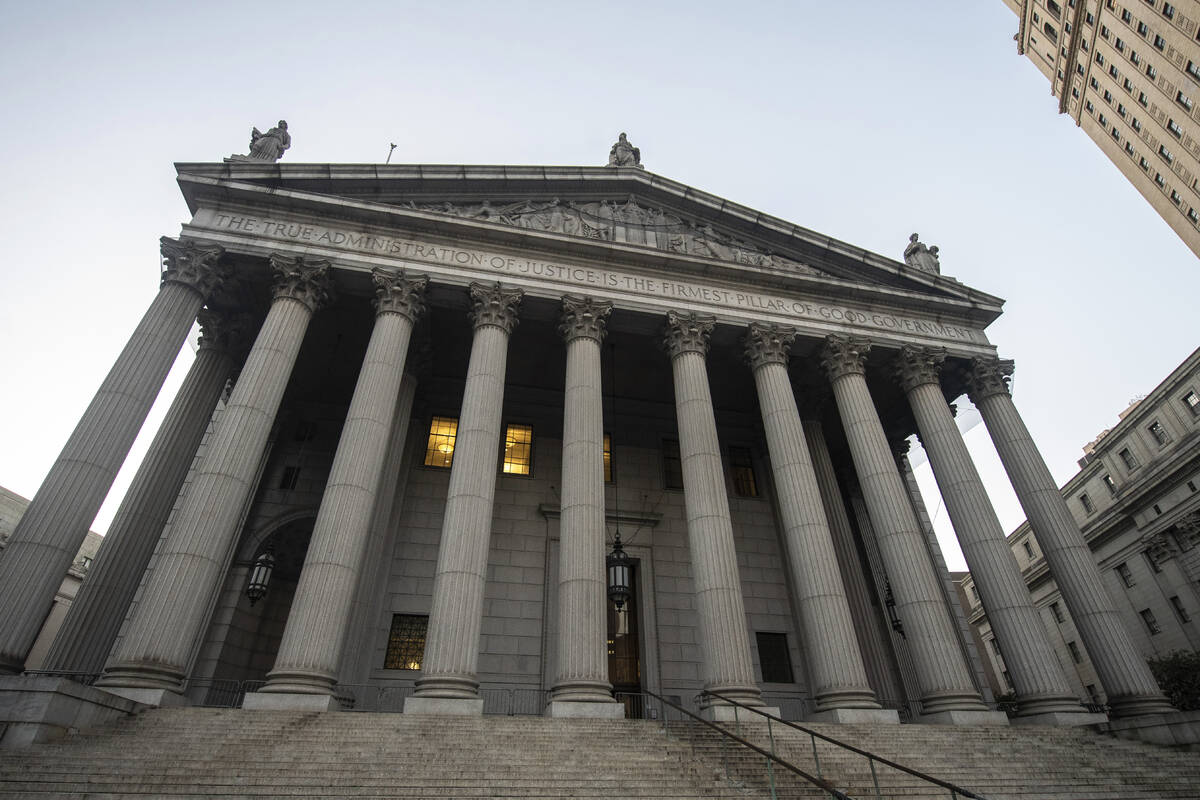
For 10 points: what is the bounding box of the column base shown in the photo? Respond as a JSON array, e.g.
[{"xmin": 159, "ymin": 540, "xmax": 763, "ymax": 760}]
[
  {"xmin": 1012, "ymin": 710, "xmax": 1108, "ymax": 727},
  {"xmin": 242, "ymin": 691, "xmax": 339, "ymax": 712},
  {"xmin": 703, "ymin": 705, "xmax": 781, "ymax": 723},
  {"xmin": 808, "ymin": 707, "xmax": 901, "ymax": 724},
  {"xmin": 1096, "ymin": 709, "xmax": 1200, "ymax": 748},
  {"xmin": 0, "ymin": 676, "xmax": 146, "ymax": 748},
  {"xmin": 1106, "ymin": 693, "xmax": 1177, "ymax": 719},
  {"xmin": 100, "ymin": 686, "xmax": 189, "ymax": 708},
  {"xmin": 546, "ymin": 700, "xmax": 625, "ymax": 719},
  {"xmin": 404, "ymin": 696, "xmax": 483, "ymax": 715},
  {"xmin": 917, "ymin": 708, "xmax": 1010, "ymax": 726}
]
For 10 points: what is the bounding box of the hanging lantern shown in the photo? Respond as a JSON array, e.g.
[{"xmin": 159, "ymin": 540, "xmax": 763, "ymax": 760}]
[
  {"xmin": 607, "ymin": 534, "xmax": 632, "ymax": 610},
  {"xmin": 246, "ymin": 546, "xmax": 275, "ymax": 607}
]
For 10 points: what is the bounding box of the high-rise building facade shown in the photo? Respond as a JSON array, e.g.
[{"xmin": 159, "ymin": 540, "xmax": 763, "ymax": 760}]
[{"xmin": 1002, "ymin": 0, "xmax": 1200, "ymax": 257}]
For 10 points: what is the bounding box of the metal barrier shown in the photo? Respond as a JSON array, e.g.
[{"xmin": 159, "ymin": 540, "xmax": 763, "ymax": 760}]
[{"xmin": 701, "ymin": 689, "xmax": 991, "ymax": 800}]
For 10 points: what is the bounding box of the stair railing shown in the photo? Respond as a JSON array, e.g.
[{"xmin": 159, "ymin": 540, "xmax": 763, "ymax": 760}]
[
  {"xmin": 701, "ymin": 689, "xmax": 991, "ymax": 800},
  {"xmin": 635, "ymin": 687, "xmax": 854, "ymax": 800}
]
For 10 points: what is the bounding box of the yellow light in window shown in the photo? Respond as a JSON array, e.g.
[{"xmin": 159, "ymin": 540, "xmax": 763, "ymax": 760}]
[
  {"xmin": 424, "ymin": 417, "xmax": 458, "ymax": 468},
  {"xmin": 502, "ymin": 424, "xmax": 533, "ymax": 475}
]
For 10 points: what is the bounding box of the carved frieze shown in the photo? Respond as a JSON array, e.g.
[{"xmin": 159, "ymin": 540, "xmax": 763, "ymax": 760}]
[
  {"xmin": 744, "ymin": 322, "xmax": 796, "ymax": 370},
  {"xmin": 819, "ymin": 335, "xmax": 871, "ymax": 381},
  {"xmin": 372, "ymin": 268, "xmax": 428, "ymax": 322},
  {"xmin": 1143, "ymin": 532, "xmax": 1182, "ymax": 567},
  {"xmin": 1176, "ymin": 512, "xmax": 1200, "ymax": 551},
  {"xmin": 160, "ymin": 237, "xmax": 228, "ymax": 299},
  {"xmin": 469, "ymin": 282, "xmax": 523, "ymax": 334},
  {"xmin": 663, "ymin": 311, "xmax": 715, "ymax": 358},
  {"xmin": 966, "ymin": 357, "xmax": 1015, "ymax": 404},
  {"xmin": 269, "ymin": 255, "xmax": 334, "ymax": 313},
  {"xmin": 397, "ymin": 196, "xmax": 826, "ymax": 277},
  {"xmin": 894, "ymin": 346, "xmax": 947, "ymax": 393},
  {"xmin": 559, "ymin": 296, "xmax": 612, "ymax": 343}
]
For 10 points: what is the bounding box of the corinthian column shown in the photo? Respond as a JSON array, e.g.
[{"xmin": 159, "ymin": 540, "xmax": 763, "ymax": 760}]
[
  {"xmin": 664, "ymin": 311, "xmax": 765, "ymax": 718},
  {"xmin": 745, "ymin": 323, "xmax": 894, "ymax": 723},
  {"xmin": 97, "ymin": 256, "xmax": 332, "ymax": 704},
  {"xmin": 0, "ymin": 238, "xmax": 228, "ymax": 674},
  {"xmin": 820, "ymin": 336, "xmax": 998, "ymax": 724},
  {"xmin": 895, "ymin": 347, "xmax": 1096, "ymax": 723},
  {"xmin": 42, "ymin": 310, "xmax": 252, "ymax": 676},
  {"xmin": 967, "ymin": 357, "xmax": 1173, "ymax": 718},
  {"xmin": 549, "ymin": 296, "xmax": 621, "ymax": 717},
  {"xmin": 247, "ymin": 270, "xmax": 428, "ymax": 710},
  {"xmin": 407, "ymin": 283, "xmax": 523, "ymax": 715}
]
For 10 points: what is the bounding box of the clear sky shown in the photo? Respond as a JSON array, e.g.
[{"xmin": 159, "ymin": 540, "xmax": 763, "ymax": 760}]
[{"xmin": 0, "ymin": 1, "xmax": 1196, "ymax": 571}]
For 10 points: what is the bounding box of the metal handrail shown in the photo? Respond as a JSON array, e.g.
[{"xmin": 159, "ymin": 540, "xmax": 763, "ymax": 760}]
[
  {"xmin": 702, "ymin": 689, "xmax": 991, "ymax": 800},
  {"xmin": 638, "ymin": 687, "xmax": 854, "ymax": 800}
]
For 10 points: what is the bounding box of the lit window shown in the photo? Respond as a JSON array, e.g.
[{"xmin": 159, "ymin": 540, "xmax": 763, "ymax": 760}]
[
  {"xmin": 1177, "ymin": 91, "xmax": 1194, "ymax": 111},
  {"xmin": 729, "ymin": 446, "xmax": 759, "ymax": 498},
  {"xmin": 1103, "ymin": 473, "xmax": 1118, "ymax": 494},
  {"xmin": 1170, "ymin": 596, "xmax": 1190, "ymax": 623},
  {"xmin": 756, "ymin": 632, "xmax": 794, "ymax": 683},
  {"xmin": 502, "ymin": 424, "xmax": 533, "ymax": 475},
  {"xmin": 1080, "ymin": 492, "xmax": 1095, "ymax": 514},
  {"xmin": 1051, "ymin": 602, "xmax": 1066, "ymax": 623},
  {"xmin": 423, "ymin": 416, "xmax": 458, "ymax": 468},
  {"xmin": 1119, "ymin": 447, "xmax": 1140, "ymax": 470},
  {"xmin": 1068, "ymin": 640, "xmax": 1083, "ymax": 663},
  {"xmin": 384, "ymin": 614, "xmax": 428, "ymax": 669},
  {"xmin": 603, "ymin": 433, "xmax": 612, "ymax": 483},
  {"xmin": 1140, "ymin": 608, "xmax": 1161, "ymax": 634},
  {"xmin": 1153, "ymin": 34, "xmax": 1166, "ymax": 50},
  {"xmin": 1159, "ymin": 144, "xmax": 1175, "ymax": 163},
  {"xmin": 1184, "ymin": 391, "xmax": 1200, "ymax": 416},
  {"xmin": 1148, "ymin": 420, "xmax": 1169, "ymax": 445},
  {"xmin": 662, "ymin": 439, "xmax": 683, "ymax": 490},
  {"xmin": 1116, "ymin": 562, "xmax": 1135, "ymax": 587}
]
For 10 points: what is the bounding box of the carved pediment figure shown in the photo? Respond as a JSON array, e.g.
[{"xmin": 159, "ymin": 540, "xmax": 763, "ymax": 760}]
[
  {"xmin": 243, "ymin": 120, "xmax": 291, "ymax": 162},
  {"xmin": 607, "ymin": 132, "xmax": 643, "ymax": 168},
  {"xmin": 903, "ymin": 233, "xmax": 941, "ymax": 274}
]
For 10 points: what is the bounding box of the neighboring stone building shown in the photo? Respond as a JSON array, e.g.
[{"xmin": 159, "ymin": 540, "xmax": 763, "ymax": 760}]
[
  {"xmin": 962, "ymin": 347, "xmax": 1200, "ymax": 705},
  {"xmin": 1000, "ymin": 0, "xmax": 1200, "ymax": 258},
  {"xmin": 0, "ymin": 135, "xmax": 1180, "ymax": 733},
  {"xmin": 0, "ymin": 486, "xmax": 102, "ymax": 671}
]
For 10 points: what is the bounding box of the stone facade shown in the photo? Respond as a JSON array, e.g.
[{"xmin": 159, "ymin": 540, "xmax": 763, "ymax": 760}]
[{"xmin": 0, "ymin": 157, "xmax": 1172, "ymax": 726}]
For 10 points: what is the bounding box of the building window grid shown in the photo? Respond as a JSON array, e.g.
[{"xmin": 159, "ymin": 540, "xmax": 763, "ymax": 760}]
[
  {"xmin": 423, "ymin": 416, "xmax": 458, "ymax": 468},
  {"xmin": 501, "ymin": 423, "xmax": 534, "ymax": 475},
  {"xmin": 1117, "ymin": 561, "xmax": 1136, "ymax": 587},
  {"xmin": 1159, "ymin": 144, "xmax": 1175, "ymax": 164},
  {"xmin": 1119, "ymin": 447, "xmax": 1140, "ymax": 470},
  {"xmin": 1080, "ymin": 492, "xmax": 1096, "ymax": 514},
  {"xmin": 1183, "ymin": 391, "xmax": 1200, "ymax": 416},
  {"xmin": 662, "ymin": 439, "xmax": 683, "ymax": 490},
  {"xmin": 1148, "ymin": 420, "xmax": 1170, "ymax": 445},
  {"xmin": 1140, "ymin": 608, "xmax": 1161, "ymax": 634},
  {"xmin": 756, "ymin": 632, "xmax": 794, "ymax": 684},
  {"xmin": 729, "ymin": 446, "xmax": 759, "ymax": 498},
  {"xmin": 1176, "ymin": 91, "xmax": 1194, "ymax": 111},
  {"xmin": 383, "ymin": 614, "xmax": 428, "ymax": 670}
]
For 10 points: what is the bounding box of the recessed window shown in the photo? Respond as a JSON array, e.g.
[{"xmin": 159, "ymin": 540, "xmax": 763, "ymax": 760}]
[
  {"xmin": 1119, "ymin": 447, "xmax": 1140, "ymax": 470},
  {"xmin": 756, "ymin": 632, "xmax": 794, "ymax": 683},
  {"xmin": 990, "ymin": 638, "xmax": 1002, "ymax": 657},
  {"xmin": 1090, "ymin": 76, "xmax": 1100, "ymax": 89},
  {"xmin": 1125, "ymin": 141, "xmax": 1135, "ymax": 154},
  {"xmin": 1086, "ymin": 11, "xmax": 1096, "ymax": 24},
  {"xmin": 1051, "ymin": 601, "xmax": 1065, "ymax": 623},
  {"xmin": 1159, "ymin": 144, "xmax": 1176, "ymax": 163},
  {"xmin": 1167, "ymin": 118, "xmax": 1183, "ymax": 137},
  {"xmin": 1189, "ymin": 208, "xmax": 1199, "ymax": 224},
  {"xmin": 1112, "ymin": 125, "xmax": 1122, "ymax": 139},
  {"xmin": 1170, "ymin": 596, "xmax": 1190, "ymax": 623},
  {"xmin": 1123, "ymin": 77, "xmax": 1135, "ymax": 91},
  {"xmin": 1155, "ymin": 172, "xmax": 1166, "ymax": 187},
  {"xmin": 1148, "ymin": 420, "xmax": 1170, "ymax": 445},
  {"xmin": 1140, "ymin": 608, "xmax": 1161, "ymax": 634},
  {"xmin": 1176, "ymin": 91, "xmax": 1194, "ymax": 111},
  {"xmin": 1132, "ymin": 117, "xmax": 1143, "ymax": 131},
  {"xmin": 1138, "ymin": 91, "xmax": 1149, "ymax": 106},
  {"xmin": 1086, "ymin": 100, "xmax": 1096, "ymax": 113},
  {"xmin": 1130, "ymin": 49, "xmax": 1141, "ymax": 65},
  {"xmin": 1103, "ymin": 473, "xmax": 1119, "ymax": 494},
  {"xmin": 662, "ymin": 439, "xmax": 683, "ymax": 490},
  {"xmin": 1100, "ymin": 24, "xmax": 1110, "ymax": 37},
  {"xmin": 1137, "ymin": 21, "xmax": 1148, "ymax": 35},
  {"xmin": 1184, "ymin": 391, "xmax": 1200, "ymax": 416},
  {"xmin": 1023, "ymin": 541, "xmax": 1035, "ymax": 559},
  {"xmin": 1162, "ymin": 2, "xmax": 1175, "ymax": 18},
  {"xmin": 1068, "ymin": 640, "xmax": 1083, "ymax": 663},
  {"xmin": 279, "ymin": 465, "xmax": 300, "ymax": 491},
  {"xmin": 604, "ymin": 433, "xmax": 612, "ymax": 483},
  {"xmin": 1122, "ymin": 8, "xmax": 1133, "ymax": 21},
  {"xmin": 1118, "ymin": 103, "xmax": 1128, "ymax": 116},
  {"xmin": 383, "ymin": 614, "xmax": 428, "ymax": 670},
  {"xmin": 423, "ymin": 416, "xmax": 458, "ymax": 468},
  {"xmin": 1044, "ymin": 21, "xmax": 1059, "ymax": 41},
  {"xmin": 1140, "ymin": 156, "xmax": 1150, "ymax": 169},
  {"xmin": 1171, "ymin": 190, "xmax": 1182, "ymax": 205},
  {"xmin": 729, "ymin": 446, "xmax": 759, "ymax": 498},
  {"xmin": 1154, "ymin": 34, "xmax": 1166, "ymax": 50},
  {"xmin": 1099, "ymin": 113, "xmax": 1109, "ymax": 125},
  {"xmin": 502, "ymin": 424, "xmax": 533, "ymax": 475},
  {"xmin": 1187, "ymin": 61, "xmax": 1200, "ymax": 80},
  {"xmin": 1115, "ymin": 37, "xmax": 1126, "ymax": 51},
  {"xmin": 1047, "ymin": 0, "xmax": 1063, "ymax": 16},
  {"xmin": 1103, "ymin": 89, "xmax": 1114, "ymax": 102},
  {"xmin": 1146, "ymin": 63, "xmax": 1158, "ymax": 78},
  {"xmin": 1073, "ymin": 87, "xmax": 1081, "ymax": 98},
  {"xmin": 1080, "ymin": 492, "xmax": 1095, "ymax": 514},
  {"xmin": 1096, "ymin": 51, "xmax": 1107, "ymax": 66},
  {"xmin": 1116, "ymin": 561, "xmax": 1135, "ymax": 587}
]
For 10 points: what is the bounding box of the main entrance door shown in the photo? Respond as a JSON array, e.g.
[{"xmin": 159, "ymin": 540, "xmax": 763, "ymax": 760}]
[{"xmin": 608, "ymin": 560, "xmax": 643, "ymax": 717}]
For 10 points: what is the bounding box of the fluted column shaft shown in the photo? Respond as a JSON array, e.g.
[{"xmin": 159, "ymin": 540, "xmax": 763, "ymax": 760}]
[
  {"xmin": 968, "ymin": 358, "xmax": 1173, "ymax": 717},
  {"xmin": 99, "ymin": 257, "xmax": 331, "ymax": 693},
  {"xmin": 897, "ymin": 348, "xmax": 1084, "ymax": 716},
  {"xmin": 416, "ymin": 284, "xmax": 523, "ymax": 698},
  {"xmin": 665, "ymin": 312, "xmax": 763, "ymax": 707},
  {"xmin": 0, "ymin": 239, "xmax": 226, "ymax": 674},
  {"xmin": 746, "ymin": 324, "xmax": 878, "ymax": 711},
  {"xmin": 42, "ymin": 312, "xmax": 247, "ymax": 675},
  {"xmin": 552, "ymin": 297, "xmax": 615, "ymax": 704},
  {"xmin": 821, "ymin": 336, "xmax": 985, "ymax": 714},
  {"xmin": 263, "ymin": 270, "xmax": 426, "ymax": 695}
]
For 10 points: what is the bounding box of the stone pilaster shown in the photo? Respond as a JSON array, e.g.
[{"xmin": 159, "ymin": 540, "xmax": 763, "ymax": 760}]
[
  {"xmin": 895, "ymin": 347, "xmax": 1092, "ymax": 722},
  {"xmin": 968, "ymin": 356, "xmax": 1173, "ymax": 718},
  {"xmin": 820, "ymin": 336, "xmax": 992, "ymax": 721},
  {"xmin": 97, "ymin": 256, "xmax": 332, "ymax": 701},
  {"xmin": 409, "ymin": 283, "xmax": 522, "ymax": 712},
  {"xmin": 41, "ymin": 310, "xmax": 252, "ymax": 675},
  {"xmin": 549, "ymin": 296, "xmax": 620, "ymax": 716},
  {"xmin": 664, "ymin": 311, "xmax": 764, "ymax": 712},
  {"xmin": 0, "ymin": 237, "xmax": 227, "ymax": 674},
  {"xmin": 745, "ymin": 324, "xmax": 889, "ymax": 720},
  {"xmin": 252, "ymin": 270, "xmax": 427, "ymax": 704}
]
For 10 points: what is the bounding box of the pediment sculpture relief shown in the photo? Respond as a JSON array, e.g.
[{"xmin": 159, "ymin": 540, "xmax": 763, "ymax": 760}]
[{"xmin": 398, "ymin": 196, "xmax": 826, "ymax": 276}]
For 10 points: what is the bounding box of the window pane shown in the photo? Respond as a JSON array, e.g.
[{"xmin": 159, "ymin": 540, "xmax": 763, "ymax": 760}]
[
  {"xmin": 424, "ymin": 416, "xmax": 458, "ymax": 468},
  {"xmin": 663, "ymin": 439, "xmax": 683, "ymax": 490},
  {"xmin": 384, "ymin": 614, "xmax": 428, "ymax": 669},
  {"xmin": 730, "ymin": 446, "xmax": 759, "ymax": 497},
  {"xmin": 502, "ymin": 424, "xmax": 533, "ymax": 475},
  {"xmin": 756, "ymin": 632, "xmax": 793, "ymax": 683},
  {"xmin": 604, "ymin": 433, "xmax": 613, "ymax": 483}
]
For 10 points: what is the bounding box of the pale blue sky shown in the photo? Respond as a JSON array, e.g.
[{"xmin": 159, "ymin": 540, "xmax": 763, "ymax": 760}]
[{"xmin": 1, "ymin": 1, "xmax": 1196, "ymax": 570}]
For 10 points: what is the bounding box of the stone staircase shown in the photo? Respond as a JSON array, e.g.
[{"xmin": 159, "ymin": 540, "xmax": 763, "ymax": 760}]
[{"xmin": 2, "ymin": 708, "xmax": 1200, "ymax": 799}]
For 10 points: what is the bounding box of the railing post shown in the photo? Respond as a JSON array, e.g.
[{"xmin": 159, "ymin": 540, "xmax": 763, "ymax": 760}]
[
  {"xmin": 766, "ymin": 715, "xmax": 778, "ymax": 800},
  {"xmin": 810, "ymin": 731, "xmax": 822, "ymax": 780},
  {"xmin": 870, "ymin": 757, "xmax": 882, "ymax": 800}
]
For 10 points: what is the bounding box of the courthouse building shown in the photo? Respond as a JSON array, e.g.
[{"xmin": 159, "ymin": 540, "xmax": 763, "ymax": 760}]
[{"xmin": 0, "ymin": 135, "xmax": 1178, "ymax": 728}]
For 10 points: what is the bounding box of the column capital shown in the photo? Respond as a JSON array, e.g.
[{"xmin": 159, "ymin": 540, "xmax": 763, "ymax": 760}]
[
  {"xmin": 966, "ymin": 356, "xmax": 1015, "ymax": 403},
  {"xmin": 663, "ymin": 310, "xmax": 715, "ymax": 358},
  {"xmin": 819, "ymin": 335, "xmax": 871, "ymax": 381},
  {"xmin": 196, "ymin": 309, "xmax": 254, "ymax": 357},
  {"xmin": 269, "ymin": 255, "xmax": 334, "ymax": 313},
  {"xmin": 893, "ymin": 346, "xmax": 946, "ymax": 393},
  {"xmin": 743, "ymin": 322, "xmax": 796, "ymax": 370},
  {"xmin": 469, "ymin": 282, "xmax": 523, "ymax": 333},
  {"xmin": 373, "ymin": 268, "xmax": 428, "ymax": 321},
  {"xmin": 558, "ymin": 295, "xmax": 612, "ymax": 343},
  {"xmin": 160, "ymin": 237, "xmax": 228, "ymax": 299}
]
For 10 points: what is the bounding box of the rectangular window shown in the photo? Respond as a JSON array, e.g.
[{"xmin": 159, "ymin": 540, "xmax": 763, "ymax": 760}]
[
  {"xmin": 384, "ymin": 614, "xmax": 428, "ymax": 669},
  {"xmin": 1132, "ymin": 117, "xmax": 1142, "ymax": 131},
  {"xmin": 1087, "ymin": 11, "xmax": 1096, "ymax": 24},
  {"xmin": 1171, "ymin": 190, "xmax": 1182, "ymax": 205},
  {"xmin": 502, "ymin": 424, "xmax": 533, "ymax": 475},
  {"xmin": 1044, "ymin": 21, "xmax": 1059, "ymax": 42},
  {"xmin": 989, "ymin": 637, "xmax": 1002, "ymax": 657},
  {"xmin": 1137, "ymin": 21, "xmax": 1148, "ymax": 35},
  {"xmin": 1118, "ymin": 103, "xmax": 1127, "ymax": 116},
  {"xmin": 1086, "ymin": 100, "xmax": 1096, "ymax": 113},
  {"xmin": 1096, "ymin": 51, "xmax": 1107, "ymax": 66},
  {"xmin": 1123, "ymin": 78, "xmax": 1134, "ymax": 92},
  {"xmin": 1140, "ymin": 156, "xmax": 1150, "ymax": 169},
  {"xmin": 1122, "ymin": 8, "xmax": 1133, "ymax": 21},
  {"xmin": 1051, "ymin": 601, "xmax": 1066, "ymax": 623},
  {"xmin": 1119, "ymin": 447, "xmax": 1140, "ymax": 470},
  {"xmin": 603, "ymin": 433, "xmax": 612, "ymax": 483},
  {"xmin": 1068, "ymin": 640, "xmax": 1083, "ymax": 663},
  {"xmin": 1115, "ymin": 37, "xmax": 1126, "ymax": 51},
  {"xmin": 1103, "ymin": 473, "xmax": 1119, "ymax": 494},
  {"xmin": 1047, "ymin": 0, "xmax": 1063, "ymax": 16},
  {"xmin": 1103, "ymin": 89, "xmax": 1113, "ymax": 102},
  {"xmin": 1146, "ymin": 63, "xmax": 1158, "ymax": 78},
  {"xmin": 1101, "ymin": 24, "xmax": 1110, "ymax": 37},
  {"xmin": 1155, "ymin": 172, "xmax": 1166, "ymax": 186},
  {"xmin": 1117, "ymin": 561, "xmax": 1135, "ymax": 587},
  {"xmin": 1076, "ymin": 63, "xmax": 1086, "ymax": 76},
  {"xmin": 1139, "ymin": 91, "xmax": 1149, "ymax": 106},
  {"xmin": 662, "ymin": 439, "xmax": 683, "ymax": 490},
  {"xmin": 1189, "ymin": 208, "xmax": 1200, "ymax": 224},
  {"xmin": 279, "ymin": 465, "xmax": 300, "ymax": 491},
  {"xmin": 1130, "ymin": 49, "xmax": 1141, "ymax": 65},
  {"xmin": 1112, "ymin": 125, "xmax": 1122, "ymax": 139},
  {"xmin": 1188, "ymin": 61, "xmax": 1200, "ymax": 80},
  {"xmin": 729, "ymin": 446, "xmax": 759, "ymax": 498},
  {"xmin": 1099, "ymin": 113, "xmax": 1109, "ymax": 125},
  {"xmin": 756, "ymin": 632, "xmax": 794, "ymax": 683},
  {"xmin": 1148, "ymin": 420, "xmax": 1169, "ymax": 445},
  {"xmin": 1090, "ymin": 76, "xmax": 1100, "ymax": 89},
  {"xmin": 1073, "ymin": 87, "xmax": 1081, "ymax": 99},
  {"xmin": 1023, "ymin": 541, "xmax": 1035, "ymax": 558},
  {"xmin": 1125, "ymin": 141, "xmax": 1135, "ymax": 154},
  {"xmin": 1167, "ymin": 119, "xmax": 1183, "ymax": 137},
  {"xmin": 1184, "ymin": 391, "xmax": 1200, "ymax": 416},
  {"xmin": 1154, "ymin": 34, "xmax": 1166, "ymax": 50},
  {"xmin": 1109, "ymin": 65, "xmax": 1120, "ymax": 79},
  {"xmin": 1177, "ymin": 91, "xmax": 1194, "ymax": 111},
  {"xmin": 1170, "ymin": 596, "xmax": 1190, "ymax": 623},
  {"xmin": 1162, "ymin": 2, "xmax": 1175, "ymax": 18},
  {"xmin": 1140, "ymin": 608, "xmax": 1161, "ymax": 634},
  {"xmin": 1080, "ymin": 492, "xmax": 1096, "ymax": 513},
  {"xmin": 1159, "ymin": 145, "xmax": 1175, "ymax": 163},
  {"xmin": 423, "ymin": 416, "xmax": 458, "ymax": 468}
]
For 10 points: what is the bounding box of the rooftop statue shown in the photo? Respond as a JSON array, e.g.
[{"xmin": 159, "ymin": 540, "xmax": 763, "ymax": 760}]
[
  {"xmin": 607, "ymin": 132, "xmax": 643, "ymax": 169},
  {"xmin": 903, "ymin": 233, "xmax": 941, "ymax": 275},
  {"xmin": 231, "ymin": 120, "xmax": 291, "ymax": 162}
]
